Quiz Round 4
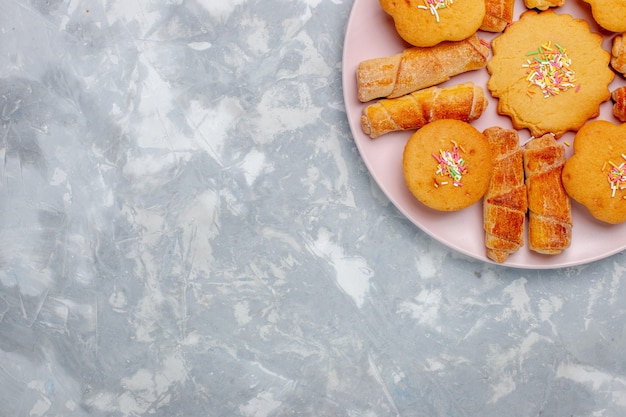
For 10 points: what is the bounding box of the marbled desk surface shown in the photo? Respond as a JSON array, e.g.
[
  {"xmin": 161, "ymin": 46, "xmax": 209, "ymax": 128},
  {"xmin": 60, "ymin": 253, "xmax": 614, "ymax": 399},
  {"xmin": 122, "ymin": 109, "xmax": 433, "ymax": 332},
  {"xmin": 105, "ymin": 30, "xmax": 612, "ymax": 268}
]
[{"xmin": 1, "ymin": 1, "xmax": 626, "ymax": 416}]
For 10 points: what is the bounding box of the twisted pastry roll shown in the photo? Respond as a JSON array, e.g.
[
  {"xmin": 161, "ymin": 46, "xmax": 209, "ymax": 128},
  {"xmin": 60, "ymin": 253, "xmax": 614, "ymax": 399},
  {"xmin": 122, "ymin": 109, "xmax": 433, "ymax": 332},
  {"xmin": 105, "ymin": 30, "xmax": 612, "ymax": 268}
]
[
  {"xmin": 361, "ymin": 82, "xmax": 488, "ymax": 138},
  {"xmin": 483, "ymin": 127, "xmax": 527, "ymax": 263},
  {"xmin": 480, "ymin": 0, "xmax": 515, "ymax": 32},
  {"xmin": 356, "ymin": 34, "xmax": 489, "ymax": 102},
  {"xmin": 523, "ymin": 134, "xmax": 572, "ymax": 255}
]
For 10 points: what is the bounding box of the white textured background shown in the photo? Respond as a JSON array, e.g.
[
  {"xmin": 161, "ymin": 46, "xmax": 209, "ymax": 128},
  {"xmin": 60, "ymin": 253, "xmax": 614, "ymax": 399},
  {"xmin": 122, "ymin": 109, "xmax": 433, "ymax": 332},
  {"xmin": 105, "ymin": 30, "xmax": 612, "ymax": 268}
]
[{"xmin": 1, "ymin": 0, "xmax": 626, "ymax": 416}]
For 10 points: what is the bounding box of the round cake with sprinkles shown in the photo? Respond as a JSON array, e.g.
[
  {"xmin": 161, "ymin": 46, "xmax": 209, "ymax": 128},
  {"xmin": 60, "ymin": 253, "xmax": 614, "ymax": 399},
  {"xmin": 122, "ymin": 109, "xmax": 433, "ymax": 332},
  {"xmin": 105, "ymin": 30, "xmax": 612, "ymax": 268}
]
[
  {"xmin": 487, "ymin": 10, "xmax": 614, "ymax": 138},
  {"xmin": 379, "ymin": 0, "xmax": 486, "ymax": 47},
  {"xmin": 402, "ymin": 119, "xmax": 493, "ymax": 211},
  {"xmin": 562, "ymin": 120, "xmax": 626, "ymax": 224}
]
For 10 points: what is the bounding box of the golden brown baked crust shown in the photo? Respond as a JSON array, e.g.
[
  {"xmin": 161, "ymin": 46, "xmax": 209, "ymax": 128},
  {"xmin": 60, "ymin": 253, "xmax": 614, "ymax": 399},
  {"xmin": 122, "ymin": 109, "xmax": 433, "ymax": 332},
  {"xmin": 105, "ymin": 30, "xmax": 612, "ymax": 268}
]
[
  {"xmin": 361, "ymin": 82, "xmax": 488, "ymax": 138},
  {"xmin": 611, "ymin": 34, "xmax": 626, "ymax": 75},
  {"xmin": 562, "ymin": 121, "xmax": 626, "ymax": 224},
  {"xmin": 524, "ymin": 0, "xmax": 564, "ymax": 10},
  {"xmin": 483, "ymin": 127, "xmax": 527, "ymax": 263},
  {"xmin": 356, "ymin": 34, "xmax": 490, "ymax": 102},
  {"xmin": 379, "ymin": 0, "xmax": 486, "ymax": 47},
  {"xmin": 480, "ymin": 0, "xmax": 515, "ymax": 32},
  {"xmin": 612, "ymin": 87, "xmax": 626, "ymax": 122},
  {"xmin": 523, "ymin": 134, "xmax": 571, "ymax": 254},
  {"xmin": 582, "ymin": 0, "xmax": 626, "ymax": 32},
  {"xmin": 403, "ymin": 120, "xmax": 492, "ymax": 211},
  {"xmin": 487, "ymin": 10, "xmax": 614, "ymax": 138}
]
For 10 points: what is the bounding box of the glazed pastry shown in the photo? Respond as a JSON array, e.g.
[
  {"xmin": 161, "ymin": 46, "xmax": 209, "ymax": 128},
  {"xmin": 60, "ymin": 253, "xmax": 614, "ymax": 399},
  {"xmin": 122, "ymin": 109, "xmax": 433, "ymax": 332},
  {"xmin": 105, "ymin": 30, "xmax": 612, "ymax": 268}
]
[
  {"xmin": 483, "ymin": 127, "xmax": 527, "ymax": 263},
  {"xmin": 480, "ymin": 0, "xmax": 515, "ymax": 32},
  {"xmin": 523, "ymin": 134, "xmax": 572, "ymax": 254},
  {"xmin": 356, "ymin": 34, "xmax": 489, "ymax": 102},
  {"xmin": 361, "ymin": 83, "xmax": 488, "ymax": 138}
]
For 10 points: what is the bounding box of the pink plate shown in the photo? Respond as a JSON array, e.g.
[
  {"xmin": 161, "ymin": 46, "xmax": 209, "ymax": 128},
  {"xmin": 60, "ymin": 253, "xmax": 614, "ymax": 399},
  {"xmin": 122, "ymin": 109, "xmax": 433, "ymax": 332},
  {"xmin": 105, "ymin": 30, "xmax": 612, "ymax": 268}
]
[{"xmin": 342, "ymin": 0, "xmax": 626, "ymax": 268}]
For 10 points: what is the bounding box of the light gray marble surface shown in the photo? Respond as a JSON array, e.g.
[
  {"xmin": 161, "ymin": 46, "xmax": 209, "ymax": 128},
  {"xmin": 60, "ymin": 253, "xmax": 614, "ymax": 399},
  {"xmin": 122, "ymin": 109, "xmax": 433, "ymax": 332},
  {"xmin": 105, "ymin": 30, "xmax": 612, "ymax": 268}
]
[{"xmin": 2, "ymin": 0, "xmax": 626, "ymax": 416}]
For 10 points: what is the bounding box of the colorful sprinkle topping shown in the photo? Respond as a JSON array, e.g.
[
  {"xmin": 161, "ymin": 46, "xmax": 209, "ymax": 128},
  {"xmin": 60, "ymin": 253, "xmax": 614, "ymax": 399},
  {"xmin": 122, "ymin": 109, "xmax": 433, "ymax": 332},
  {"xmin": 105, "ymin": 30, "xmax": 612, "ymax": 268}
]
[
  {"xmin": 417, "ymin": 0, "xmax": 453, "ymax": 22},
  {"xmin": 605, "ymin": 154, "xmax": 626, "ymax": 197},
  {"xmin": 523, "ymin": 41, "xmax": 577, "ymax": 98},
  {"xmin": 433, "ymin": 141, "xmax": 466, "ymax": 187}
]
